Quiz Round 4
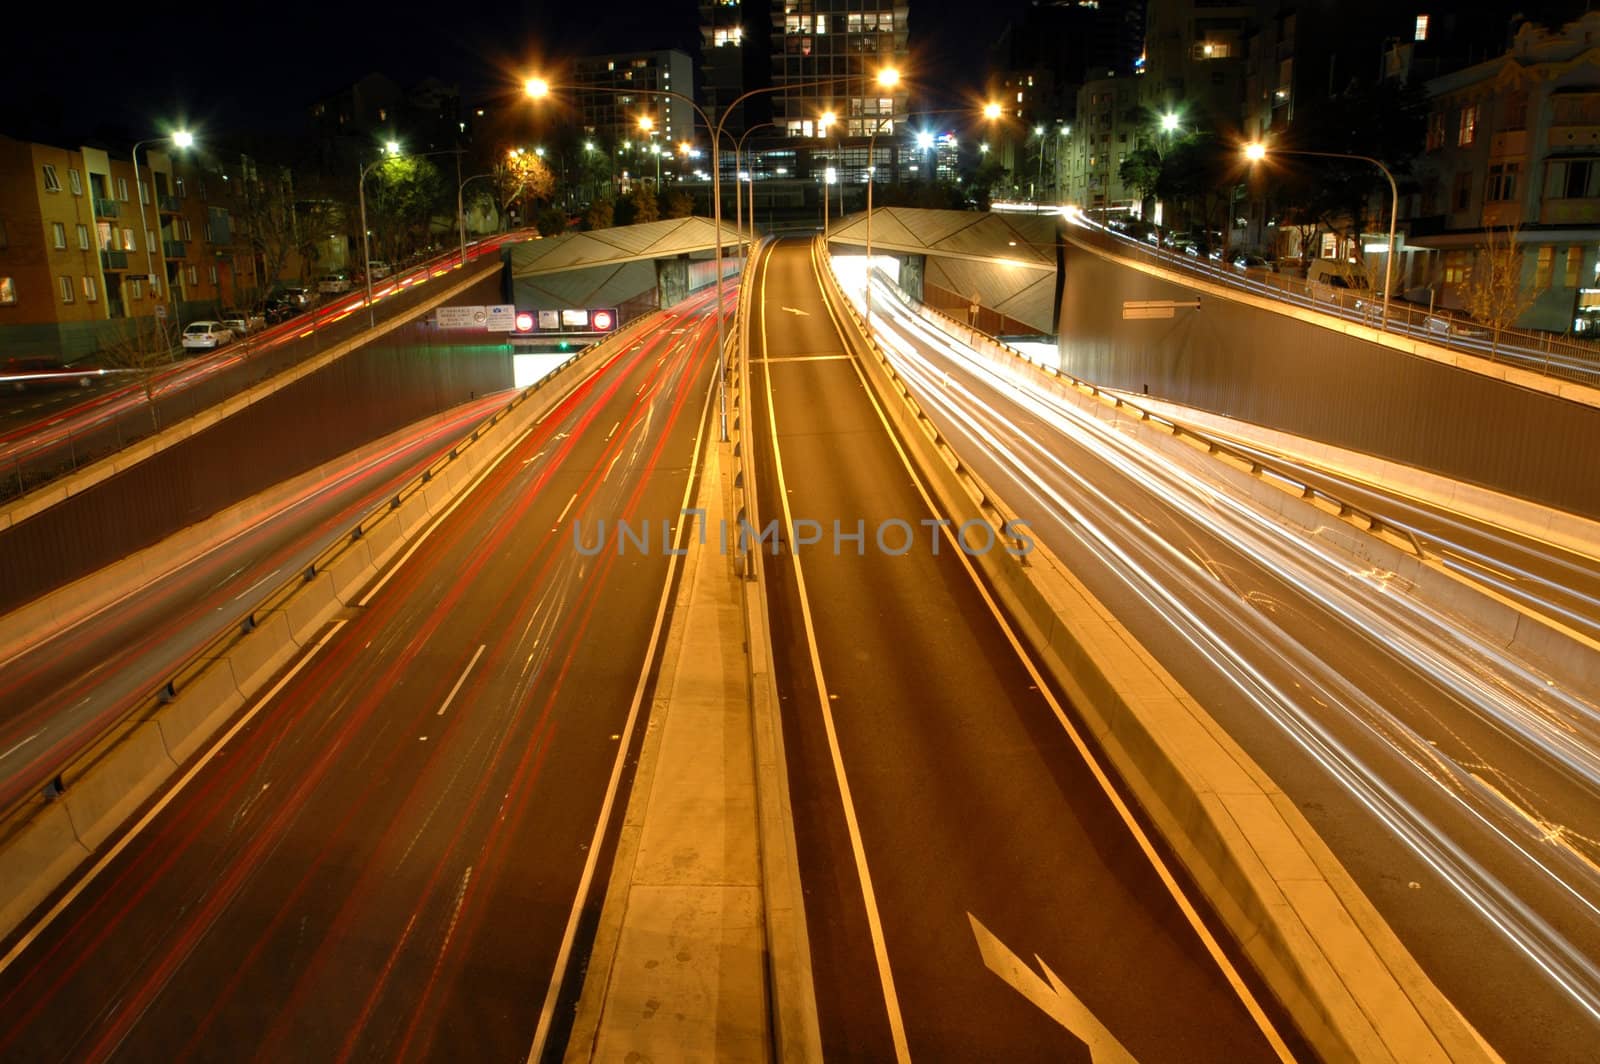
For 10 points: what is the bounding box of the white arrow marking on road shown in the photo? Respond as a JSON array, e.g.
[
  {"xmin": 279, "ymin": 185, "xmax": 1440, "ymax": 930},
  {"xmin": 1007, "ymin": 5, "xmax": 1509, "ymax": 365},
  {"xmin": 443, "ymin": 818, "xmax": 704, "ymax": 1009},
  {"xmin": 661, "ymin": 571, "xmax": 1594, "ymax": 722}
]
[
  {"xmin": 780, "ymin": 305, "xmax": 809, "ymax": 316},
  {"xmin": 969, "ymin": 913, "xmax": 1138, "ymax": 1064}
]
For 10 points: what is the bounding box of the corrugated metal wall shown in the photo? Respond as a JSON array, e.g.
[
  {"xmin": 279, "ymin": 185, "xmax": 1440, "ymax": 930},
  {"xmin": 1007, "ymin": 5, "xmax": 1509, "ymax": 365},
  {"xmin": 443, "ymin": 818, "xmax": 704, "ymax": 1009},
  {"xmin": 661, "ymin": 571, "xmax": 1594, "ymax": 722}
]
[
  {"xmin": 0, "ymin": 271, "xmax": 512, "ymax": 613},
  {"xmin": 1058, "ymin": 241, "xmax": 1600, "ymax": 519}
]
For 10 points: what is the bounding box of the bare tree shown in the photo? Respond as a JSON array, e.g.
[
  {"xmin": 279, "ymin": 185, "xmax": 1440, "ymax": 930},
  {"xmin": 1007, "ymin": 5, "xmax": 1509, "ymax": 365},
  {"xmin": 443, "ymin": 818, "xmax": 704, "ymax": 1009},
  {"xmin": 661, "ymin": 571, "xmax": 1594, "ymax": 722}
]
[
  {"xmin": 99, "ymin": 316, "xmax": 178, "ymax": 434},
  {"xmin": 235, "ymin": 166, "xmax": 300, "ymax": 303},
  {"xmin": 1461, "ymin": 224, "xmax": 1545, "ymax": 350}
]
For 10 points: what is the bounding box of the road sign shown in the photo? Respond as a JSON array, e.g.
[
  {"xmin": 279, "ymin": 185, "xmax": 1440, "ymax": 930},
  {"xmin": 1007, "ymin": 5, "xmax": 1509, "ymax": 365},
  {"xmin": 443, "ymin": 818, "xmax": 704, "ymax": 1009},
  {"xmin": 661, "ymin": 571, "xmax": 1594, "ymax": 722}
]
[
  {"xmin": 437, "ymin": 305, "xmax": 485, "ymax": 329},
  {"xmin": 1122, "ymin": 299, "xmax": 1200, "ymax": 320},
  {"xmin": 485, "ymin": 304, "xmax": 516, "ymax": 332}
]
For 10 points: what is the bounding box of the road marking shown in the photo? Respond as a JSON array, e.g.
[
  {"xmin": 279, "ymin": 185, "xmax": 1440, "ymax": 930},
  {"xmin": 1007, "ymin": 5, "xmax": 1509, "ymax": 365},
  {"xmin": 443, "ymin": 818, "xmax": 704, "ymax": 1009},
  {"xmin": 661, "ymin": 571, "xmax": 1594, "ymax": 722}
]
[
  {"xmin": 969, "ymin": 913, "xmax": 1137, "ymax": 1063},
  {"xmin": 754, "ymin": 353, "xmax": 851, "ymax": 363},
  {"xmin": 437, "ymin": 644, "xmax": 487, "ymax": 716},
  {"xmin": 526, "ymin": 322, "xmax": 721, "ymax": 1064},
  {"xmin": 556, "ymin": 492, "xmax": 578, "ymax": 525},
  {"xmin": 0, "ymin": 620, "xmax": 349, "ymax": 977},
  {"xmin": 0, "ymin": 732, "xmax": 40, "ymax": 762},
  {"xmin": 762, "ymin": 243, "xmax": 912, "ymax": 1063},
  {"xmin": 233, "ymin": 568, "xmax": 282, "ymax": 602},
  {"xmin": 780, "ymin": 305, "xmax": 809, "ymax": 316},
  {"xmin": 605, "ymin": 420, "xmax": 620, "ymax": 441},
  {"xmin": 809, "ymin": 240, "xmax": 1294, "ymax": 1062}
]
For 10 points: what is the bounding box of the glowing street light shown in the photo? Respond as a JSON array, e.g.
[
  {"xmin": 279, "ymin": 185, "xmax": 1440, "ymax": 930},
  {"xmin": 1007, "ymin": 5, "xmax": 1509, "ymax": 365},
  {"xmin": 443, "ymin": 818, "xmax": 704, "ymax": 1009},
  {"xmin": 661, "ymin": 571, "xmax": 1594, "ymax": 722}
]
[
  {"xmin": 385, "ymin": 140, "xmax": 401, "ymax": 154},
  {"xmin": 876, "ymin": 67, "xmax": 901, "ymax": 88},
  {"xmin": 915, "ymin": 130, "xmax": 935, "ymax": 150},
  {"xmin": 983, "ymin": 101, "xmax": 1003, "ymax": 120},
  {"xmin": 1244, "ymin": 140, "xmax": 1398, "ymax": 329},
  {"xmin": 1161, "ymin": 112, "xmax": 1180, "ymax": 133},
  {"xmin": 524, "ymin": 77, "xmax": 550, "ymax": 99}
]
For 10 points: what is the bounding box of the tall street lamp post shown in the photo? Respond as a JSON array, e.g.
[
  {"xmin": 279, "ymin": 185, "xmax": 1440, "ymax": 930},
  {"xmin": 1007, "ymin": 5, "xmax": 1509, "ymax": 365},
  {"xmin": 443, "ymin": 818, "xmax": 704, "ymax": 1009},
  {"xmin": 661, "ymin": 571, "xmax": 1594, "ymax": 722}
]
[
  {"xmin": 528, "ymin": 69, "xmax": 898, "ymax": 443},
  {"xmin": 131, "ymin": 130, "xmax": 194, "ymax": 339},
  {"xmin": 1245, "ymin": 141, "xmax": 1398, "ymax": 329},
  {"xmin": 865, "ymin": 103, "xmax": 1000, "ymax": 327},
  {"xmin": 735, "ymin": 121, "xmax": 776, "ymax": 256},
  {"xmin": 360, "ymin": 145, "xmax": 464, "ymax": 328}
]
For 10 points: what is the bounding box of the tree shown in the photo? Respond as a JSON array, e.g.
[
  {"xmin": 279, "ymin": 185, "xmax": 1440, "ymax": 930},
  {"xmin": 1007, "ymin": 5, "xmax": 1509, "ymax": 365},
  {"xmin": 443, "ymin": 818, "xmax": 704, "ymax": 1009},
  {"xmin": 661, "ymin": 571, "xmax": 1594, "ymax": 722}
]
[
  {"xmin": 100, "ymin": 317, "xmax": 177, "ymax": 434},
  {"xmin": 234, "ymin": 166, "xmax": 300, "ymax": 302},
  {"xmin": 584, "ymin": 196, "xmax": 615, "ymax": 231},
  {"xmin": 662, "ymin": 189, "xmax": 695, "ymax": 219},
  {"xmin": 618, "ymin": 184, "xmax": 659, "ymax": 225},
  {"xmin": 536, "ymin": 207, "xmax": 568, "ymax": 237},
  {"xmin": 1461, "ymin": 225, "xmax": 1546, "ymax": 349},
  {"xmin": 498, "ymin": 152, "xmax": 555, "ymax": 226},
  {"xmin": 1119, "ymin": 146, "xmax": 1163, "ymax": 217},
  {"xmin": 368, "ymin": 156, "xmax": 448, "ymax": 263}
]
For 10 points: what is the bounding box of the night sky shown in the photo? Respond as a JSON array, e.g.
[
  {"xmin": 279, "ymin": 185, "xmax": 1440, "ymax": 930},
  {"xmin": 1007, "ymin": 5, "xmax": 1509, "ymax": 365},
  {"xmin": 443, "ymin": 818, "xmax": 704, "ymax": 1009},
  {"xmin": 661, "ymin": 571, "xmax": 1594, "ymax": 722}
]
[{"xmin": 3, "ymin": 0, "xmax": 1032, "ymax": 149}]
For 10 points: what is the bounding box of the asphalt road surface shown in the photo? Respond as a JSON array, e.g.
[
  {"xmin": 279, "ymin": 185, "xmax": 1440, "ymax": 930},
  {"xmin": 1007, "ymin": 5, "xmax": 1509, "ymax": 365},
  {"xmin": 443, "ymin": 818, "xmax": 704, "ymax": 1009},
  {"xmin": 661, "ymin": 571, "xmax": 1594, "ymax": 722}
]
[
  {"xmin": 0, "ymin": 287, "xmax": 724, "ymax": 1062},
  {"xmin": 749, "ymin": 238, "xmax": 1297, "ymax": 1062},
  {"xmin": 844, "ymin": 267, "xmax": 1600, "ymax": 1062}
]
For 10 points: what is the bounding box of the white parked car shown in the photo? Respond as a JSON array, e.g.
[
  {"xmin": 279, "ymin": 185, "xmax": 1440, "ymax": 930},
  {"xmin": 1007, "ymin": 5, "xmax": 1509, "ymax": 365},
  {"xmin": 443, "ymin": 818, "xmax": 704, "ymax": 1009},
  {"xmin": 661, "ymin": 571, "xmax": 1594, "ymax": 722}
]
[
  {"xmin": 181, "ymin": 321, "xmax": 235, "ymax": 351},
  {"xmin": 317, "ymin": 270, "xmax": 353, "ymax": 295}
]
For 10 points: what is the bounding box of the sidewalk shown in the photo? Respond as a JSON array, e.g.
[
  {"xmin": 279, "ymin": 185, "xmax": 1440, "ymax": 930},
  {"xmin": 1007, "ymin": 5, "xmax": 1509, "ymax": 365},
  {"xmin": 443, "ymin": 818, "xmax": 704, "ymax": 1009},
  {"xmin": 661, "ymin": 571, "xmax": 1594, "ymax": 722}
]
[{"xmin": 564, "ymin": 443, "xmax": 770, "ymax": 1062}]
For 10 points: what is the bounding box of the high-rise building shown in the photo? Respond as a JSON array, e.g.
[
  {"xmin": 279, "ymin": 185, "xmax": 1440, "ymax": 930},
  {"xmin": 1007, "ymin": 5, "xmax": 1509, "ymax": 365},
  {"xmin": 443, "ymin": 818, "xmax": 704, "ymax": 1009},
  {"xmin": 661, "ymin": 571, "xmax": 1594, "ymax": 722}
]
[
  {"xmin": 1140, "ymin": 0, "xmax": 1256, "ymax": 129},
  {"xmin": 572, "ymin": 51, "xmax": 696, "ymax": 151},
  {"xmin": 764, "ymin": 1, "xmax": 911, "ymax": 193},
  {"xmin": 702, "ymin": 0, "xmax": 750, "ymax": 135}
]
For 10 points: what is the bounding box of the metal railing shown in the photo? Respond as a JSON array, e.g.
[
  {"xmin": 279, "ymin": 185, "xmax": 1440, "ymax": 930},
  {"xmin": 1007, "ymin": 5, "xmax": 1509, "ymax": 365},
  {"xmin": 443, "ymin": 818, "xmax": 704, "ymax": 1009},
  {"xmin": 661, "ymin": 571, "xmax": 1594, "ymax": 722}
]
[
  {"xmin": 162, "ymin": 239, "xmax": 186, "ymax": 258},
  {"xmin": 92, "ymin": 198, "xmax": 120, "ymax": 218},
  {"xmin": 100, "ymin": 249, "xmax": 129, "ymax": 270},
  {"xmin": 859, "ymin": 261, "xmax": 1431, "ymax": 562},
  {"xmin": 0, "ymin": 250, "xmax": 505, "ymax": 505},
  {"xmin": 1071, "ymin": 219, "xmax": 1600, "ymax": 390}
]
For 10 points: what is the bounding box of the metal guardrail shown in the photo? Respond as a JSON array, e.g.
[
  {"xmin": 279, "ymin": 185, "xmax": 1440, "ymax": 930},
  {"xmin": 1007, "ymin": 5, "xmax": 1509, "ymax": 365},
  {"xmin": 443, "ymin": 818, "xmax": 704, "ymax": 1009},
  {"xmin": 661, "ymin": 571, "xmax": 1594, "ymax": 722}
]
[
  {"xmin": 92, "ymin": 198, "xmax": 120, "ymax": 219},
  {"xmin": 1071, "ymin": 219, "xmax": 1600, "ymax": 390},
  {"xmin": 0, "ymin": 250, "xmax": 507, "ymax": 506},
  {"xmin": 0, "ymin": 310, "xmax": 647, "ymax": 846},
  {"xmin": 859, "ymin": 260, "xmax": 1431, "ymax": 563}
]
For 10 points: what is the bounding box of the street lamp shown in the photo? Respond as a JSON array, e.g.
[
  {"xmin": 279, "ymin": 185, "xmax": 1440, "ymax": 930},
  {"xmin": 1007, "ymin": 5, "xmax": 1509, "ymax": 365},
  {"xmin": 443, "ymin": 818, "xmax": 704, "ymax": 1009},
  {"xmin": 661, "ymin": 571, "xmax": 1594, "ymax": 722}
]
[
  {"xmin": 527, "ymin": 67, "xmax": 899, "ymax": 443},
  {"xmin": 735, "ymin": 121, "xmax": 777, "ymax": 256},
  {"xmin": 864, "ymin": 104, "xmax": 1001, "ymax": 326},
  {"xmin": 1161, "ymin": 112, "xmax": 1180, "ymax": 133},
  {"xmin": 131, "ymin": 129, "xmax": 195, "ymax": 336},
  {"xmin": 1244, "ymin": 141, "xmax": 1399, "ymax": 329},
  {"xmin": 359, "ymin": 146, "xmax": 465, "ymax": 327}
]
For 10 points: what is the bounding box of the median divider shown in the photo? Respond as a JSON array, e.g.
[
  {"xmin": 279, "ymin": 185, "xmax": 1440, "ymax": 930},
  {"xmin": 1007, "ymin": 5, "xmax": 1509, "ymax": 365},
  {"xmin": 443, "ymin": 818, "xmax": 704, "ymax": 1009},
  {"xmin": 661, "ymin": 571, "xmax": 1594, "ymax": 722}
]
[
  {"xmin": 0, "ymin": 311, "xmax": 661, "ymax": 947},
  {"xmin": 815, "ymin": 243, "xmax": 1496, "ymax": 1064}
]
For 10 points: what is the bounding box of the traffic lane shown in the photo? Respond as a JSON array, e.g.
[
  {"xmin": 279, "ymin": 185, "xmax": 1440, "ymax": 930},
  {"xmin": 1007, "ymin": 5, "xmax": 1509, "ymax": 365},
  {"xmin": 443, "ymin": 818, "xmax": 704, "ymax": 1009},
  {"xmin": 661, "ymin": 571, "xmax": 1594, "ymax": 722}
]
[
  {"xmin": 0, "ymin": 373, "xmax": 128, "ymax": 438},
  {"xmin": 864, "ymin": 303, "xmax": 1600, "ymax": 1060},
  {"xmin": 0, "ymin": 390, "xmax": 514, "ymax": 809},
  {"xmin": 1194, "ymin": 432, "xmax": 1600, "ymax": 646},
  {"xmin": 753, "ymin": 243, "xmax": 1284, "ymax": 1061},
  {"xmin": 0, "ymin": 305, "xmax": 719, "ymax": 1062}
]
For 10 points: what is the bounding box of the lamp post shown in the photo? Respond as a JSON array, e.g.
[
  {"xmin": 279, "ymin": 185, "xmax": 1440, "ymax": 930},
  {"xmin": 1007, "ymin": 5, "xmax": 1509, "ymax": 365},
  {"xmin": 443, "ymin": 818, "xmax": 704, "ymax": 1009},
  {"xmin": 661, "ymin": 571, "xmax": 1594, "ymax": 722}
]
[
  {"xmin": 1245, "ymin": 141, "xmax": 1398, "ymax": 329},
  {"xmin": 735, "ymin": 121, "xmax": 776, "ymax": 256},
  {"xmin": 131, "ymin": 130, "xmax": 194, "ymax": 339},
  {"xmin": 359, "ymin": 144, "xmax": 464, "ymax": 327},
  {"xmin": 527, "ymin": 69, "xmax": 898, "ymax": 443},
  {"xmin": 865, "ymin": 103, "xmax": 1000, "ymax": 327},
  {"xmin": 459, "ymin": 171, "xmax": 499, "ymax": 258}
]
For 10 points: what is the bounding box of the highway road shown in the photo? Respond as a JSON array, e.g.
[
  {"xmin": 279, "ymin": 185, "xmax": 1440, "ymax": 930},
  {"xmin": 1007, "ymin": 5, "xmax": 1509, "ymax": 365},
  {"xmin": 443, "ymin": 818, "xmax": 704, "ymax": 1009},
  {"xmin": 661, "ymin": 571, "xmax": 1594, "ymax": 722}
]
[
  {"xmin": 0, "ymin": 389, "xmax": 513, "ymax": 811},
  {"xmin": 0, "ymin": 233, "xmax": 531, "ymax": 501},
  {"xmin": 843, "ymin": 265, "xmax": 1600, "ymax": 1062},
  {"xmin": 0, "ymin": 286, "xmax": 724, "ymax": 1061},
  {"xmin": 748, "ymin": 238, "xmax": 1297, "ymax": 1061}
]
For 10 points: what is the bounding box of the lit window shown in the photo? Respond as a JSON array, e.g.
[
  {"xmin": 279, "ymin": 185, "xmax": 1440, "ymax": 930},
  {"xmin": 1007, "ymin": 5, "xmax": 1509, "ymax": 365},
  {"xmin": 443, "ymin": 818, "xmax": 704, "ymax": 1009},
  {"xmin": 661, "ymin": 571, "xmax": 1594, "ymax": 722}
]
[
  {"xmin": 42, "ymin": 164, "xmax": 61, "ymax": 192},
  {"xmin": 1457, "ymin": 104, "xmax": 1477, "ymax": 146},
  {"xmin": 1415, "ymin": 14, "xmax": 1429, "ymax": 41},
  {"xmin": 83, "ymin": 276, "xmax": 97, "ymax": 301},
  {"xmin": 59, "ymin": 275, "xmax": 74, "ymax": 303},
  {"xmin": 0, "ymin": 277, "xmax": 14, "ymax": 304}
]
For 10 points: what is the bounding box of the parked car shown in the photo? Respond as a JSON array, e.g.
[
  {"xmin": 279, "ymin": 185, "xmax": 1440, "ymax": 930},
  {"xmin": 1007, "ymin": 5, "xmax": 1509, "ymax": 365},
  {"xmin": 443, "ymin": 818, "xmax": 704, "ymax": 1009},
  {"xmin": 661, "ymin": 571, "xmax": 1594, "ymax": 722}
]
[
  {"xmin": 181, "ymin": 321, "xmax": 235, "ymax": 352},
  {"xmin": 1230, "ymin": 252, "xmax": 1275, "ymax": 273},
  {"xmin": 367, "ymin": 260, "xmax": 393, "ymax": 280},
  {"xmin": 265, "ymin": 288, "xmax": 313, "ymax": 322},
  {"xmin": 1423, "ymin": 313, "xmax": 1489, "ymax": 339},
  {"xmin": 317, "ymin": 271, "xmax": 353, "ymax": 295},
  {"xmin": 220, "ymin": 307, "xmax": 264, "ymax": 335}
]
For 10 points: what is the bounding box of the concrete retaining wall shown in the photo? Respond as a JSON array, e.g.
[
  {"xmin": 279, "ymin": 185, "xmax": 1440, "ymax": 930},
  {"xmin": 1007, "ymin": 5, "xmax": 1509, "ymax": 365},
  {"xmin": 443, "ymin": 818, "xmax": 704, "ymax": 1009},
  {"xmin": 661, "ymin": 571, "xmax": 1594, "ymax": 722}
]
[
  {"xmin": 0, "ymin": 312, "xmax": 658, "ymax": 945},
  {"xmin": 817, "ymin": 246, "xmax": 1494, "ymax": 1064}
]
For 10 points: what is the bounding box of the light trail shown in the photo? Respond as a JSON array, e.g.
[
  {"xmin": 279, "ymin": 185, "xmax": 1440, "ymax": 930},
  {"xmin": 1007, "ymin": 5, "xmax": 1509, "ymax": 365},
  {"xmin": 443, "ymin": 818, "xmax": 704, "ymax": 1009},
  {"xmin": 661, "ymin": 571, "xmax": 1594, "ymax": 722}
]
[{"xmin": 836, "ymin": 264, "xmax": 1600, "ymax": 1026}]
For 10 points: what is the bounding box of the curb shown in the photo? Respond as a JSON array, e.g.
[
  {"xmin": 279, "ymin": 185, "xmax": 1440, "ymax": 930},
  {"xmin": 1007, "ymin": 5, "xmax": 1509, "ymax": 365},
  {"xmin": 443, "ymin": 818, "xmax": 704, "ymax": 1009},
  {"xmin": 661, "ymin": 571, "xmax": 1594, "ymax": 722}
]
[{"xmin": 817, "ymin": 248, "xmax": 1497, "ymax": 1064}]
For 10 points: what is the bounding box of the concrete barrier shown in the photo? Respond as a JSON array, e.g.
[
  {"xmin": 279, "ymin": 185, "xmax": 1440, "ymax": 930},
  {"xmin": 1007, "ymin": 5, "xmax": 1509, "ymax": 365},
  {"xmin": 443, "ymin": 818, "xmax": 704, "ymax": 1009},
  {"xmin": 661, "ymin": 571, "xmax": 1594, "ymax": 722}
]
[
  {"xmin": 61, "ymin": 722, "xmax": 174, "ymax": 851},
  {"xmin": 819, "ymin": 247, "xmax": 1493, "ymax": 1064},
  {"xmin": 0, "ymin": 308, "xmax": 662, "ymax": 946}
]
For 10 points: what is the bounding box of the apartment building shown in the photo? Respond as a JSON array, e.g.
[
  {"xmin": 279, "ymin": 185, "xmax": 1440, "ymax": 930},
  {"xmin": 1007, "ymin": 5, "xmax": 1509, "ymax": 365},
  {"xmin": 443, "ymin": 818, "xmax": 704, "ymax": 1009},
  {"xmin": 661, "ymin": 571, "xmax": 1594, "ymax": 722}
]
[
  {"xmin": 702, "ymin": 0, "xmax": 750, "ymax": 135},
  {"xmin": 572, "ymin": 51, "xmax": 696, "ymax": 152},
  {"xmin": 0, "ymin": 133, "xmax": 256, "ymax": 359},
  {"xmin": 1061, "ymin": 72, "xmax": 1143, "ymax": 211},
  {"xmin": 1408, "ymin": 11, "xmax": 1600, "ymax": 331}
]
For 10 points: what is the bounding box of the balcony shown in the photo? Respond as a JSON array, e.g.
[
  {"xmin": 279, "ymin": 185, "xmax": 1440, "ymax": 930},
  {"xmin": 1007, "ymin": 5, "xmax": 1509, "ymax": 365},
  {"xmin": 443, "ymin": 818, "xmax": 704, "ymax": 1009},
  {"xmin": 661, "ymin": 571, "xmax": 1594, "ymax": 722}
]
[
  {"xmin": 93, "ymin": 198, "xmax": 120, "ymax": 218},
  {"xmin": 163, "ymin": 239, "xmax": 186, "ymax": 258},
  {"xmin": 100, "ymin": 249, "xmax": 129, "ymax": 270},
  {"xmin": 159, "ymin": 194, "xmax": 181, "ymax": 213}
]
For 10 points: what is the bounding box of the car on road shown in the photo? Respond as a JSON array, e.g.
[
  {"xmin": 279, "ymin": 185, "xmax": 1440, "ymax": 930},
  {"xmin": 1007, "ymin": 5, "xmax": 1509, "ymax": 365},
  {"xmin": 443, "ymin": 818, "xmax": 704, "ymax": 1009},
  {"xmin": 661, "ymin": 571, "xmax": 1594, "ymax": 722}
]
[
  {"xmin": 317, "ymin": 271, "xmax": 353, "ymax": 295},
  {"xmin": 2, "ymin": 357, "xmax": 101, "ymax": 392},
  {"xmin": 181, "ymin": 321, "xmax": 235, "ymax": 352}
]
